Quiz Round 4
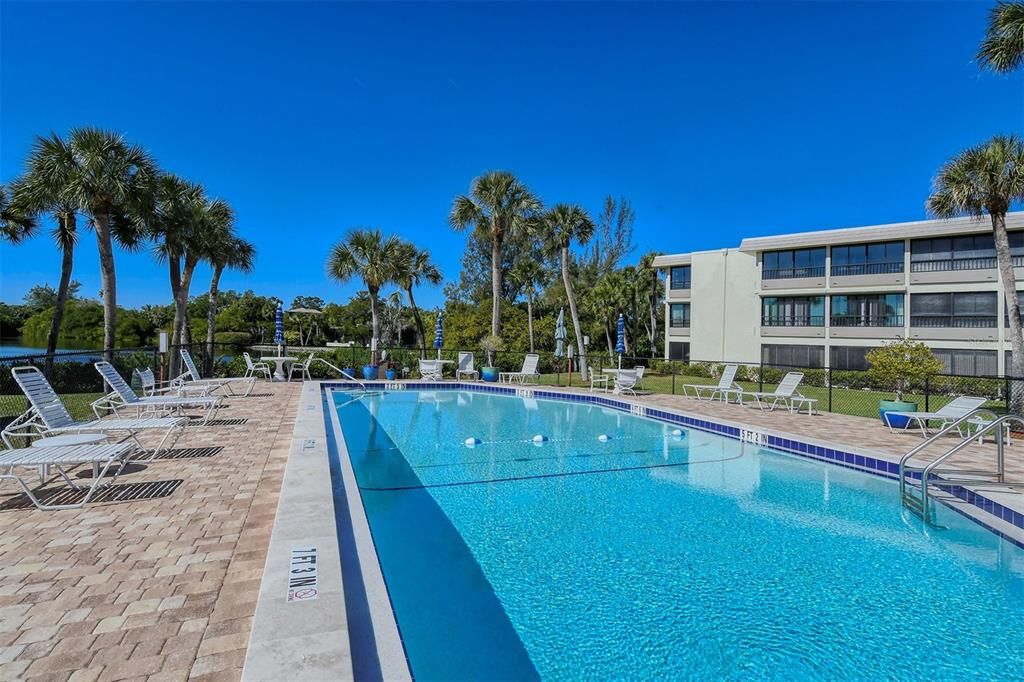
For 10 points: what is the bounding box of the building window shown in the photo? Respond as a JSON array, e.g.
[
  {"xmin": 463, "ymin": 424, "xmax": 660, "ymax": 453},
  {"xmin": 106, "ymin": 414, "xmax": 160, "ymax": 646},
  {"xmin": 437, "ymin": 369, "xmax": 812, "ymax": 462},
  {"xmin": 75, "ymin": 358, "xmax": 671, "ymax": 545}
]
[
  {"xmin": 668, "ymin": 341, "xmax": 689, "ymax": 362},
  {"xmin": 830, "ymin": 346, "xmax": 876, "ymax": 371},
  {"xmin": 932, "ymin": 349, "xmax": 998, "ymax": 377},
  {"xmin": 910, "ymin": 234, "xmax": 1001, "ymax": 272},
  {"xmin": 761, "ymin": 296, "xmax": 825, "ymax": 326},
  {"xmin": 761, "ymin": 344, "xmax": 824, "ymax": 368},
  {"xmin": 830, "ymin": 294, "xmax": 904, "ymax": 327},
  {"xmin": 669, "ymin": 303, "xmax": 690, "ymax": 328},
  {"xmin": 762, "ymin": 248, "xmax": 826, "ymax": 280},
  {"xmin": 669, "ymin": 266, "xmax": 691, "ymax": 290},
  {"xmin": 830, "ymin": 241, "xmax": 904, "ymax": 276},
  {"xmin": 910, "ymin": 292, "xmax": 998, "ymax": 328}
]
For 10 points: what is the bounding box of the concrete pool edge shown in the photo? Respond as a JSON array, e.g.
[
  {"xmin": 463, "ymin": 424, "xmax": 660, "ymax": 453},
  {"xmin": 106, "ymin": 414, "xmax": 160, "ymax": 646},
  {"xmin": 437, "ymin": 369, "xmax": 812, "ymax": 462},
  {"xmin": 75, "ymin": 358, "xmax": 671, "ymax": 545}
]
[{"xmin": 240, "ymin": 381, "xmax": 354, "ymax": 681}]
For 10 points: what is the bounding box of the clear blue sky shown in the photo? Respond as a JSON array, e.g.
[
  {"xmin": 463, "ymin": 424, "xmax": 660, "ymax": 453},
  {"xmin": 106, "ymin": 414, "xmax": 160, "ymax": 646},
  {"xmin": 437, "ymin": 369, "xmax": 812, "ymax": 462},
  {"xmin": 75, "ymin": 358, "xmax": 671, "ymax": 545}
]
[{"xmin": 1, "ymin": 1, "xmax": 1020, "ymax": 309}]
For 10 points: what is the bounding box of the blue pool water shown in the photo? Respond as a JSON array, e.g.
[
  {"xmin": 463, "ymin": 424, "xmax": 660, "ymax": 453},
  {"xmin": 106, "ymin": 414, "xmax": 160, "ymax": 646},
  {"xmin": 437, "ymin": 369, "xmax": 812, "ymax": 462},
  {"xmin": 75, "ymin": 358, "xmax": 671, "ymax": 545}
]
[{"xmin": 331, "ymin": 390, "xmax": 1024, "ymax": 680}]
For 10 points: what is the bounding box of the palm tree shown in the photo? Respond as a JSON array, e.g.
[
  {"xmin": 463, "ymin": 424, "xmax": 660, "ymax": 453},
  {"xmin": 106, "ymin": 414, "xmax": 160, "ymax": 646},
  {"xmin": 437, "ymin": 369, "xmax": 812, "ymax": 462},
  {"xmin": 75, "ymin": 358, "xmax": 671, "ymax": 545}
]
[
  {"xmin": 539, "ymin": 203, "xmax": 595, "ymax": 374},
  {"xmin": 927, "ymin": 135, "xmax": 1024, "ymax": 385},
  {"xmin": 7, "ymin": 136, "xmax": 85, "ymax": 372},
  {"xmin": 205, "ymin": 234, "xmax": 255, "ymax": 373},
  {"xmin": 638, "ymin": 252, "xmax": 663, "ymax": 359},
  {"xmin": 326, "ymin": 228, "xmax": 402, "ymax": 363},
  {"xmin": 509, "ymin": 258, "xmax": 546, "ymax": 352},
  {"xmin": 978, "ymin": 1, "xmax": 1024, "ymax": 73},
  {"xmin": 587, "ymin": 271, "xmax": 628, "ymax": 356},
  {"xmin": 61, "ymin": 128, "xmax": 156, "ymax": 358},
  {"xmin": 394, "ymin": 241, "xmax": 442, "ymax": 352},
  {"xmin": 449, "ymin": 171, "xmax": 541, "ymax": 338},
  {"xmin": 0, "ymin": 183, "xmax": 36, "ymax": 238}
]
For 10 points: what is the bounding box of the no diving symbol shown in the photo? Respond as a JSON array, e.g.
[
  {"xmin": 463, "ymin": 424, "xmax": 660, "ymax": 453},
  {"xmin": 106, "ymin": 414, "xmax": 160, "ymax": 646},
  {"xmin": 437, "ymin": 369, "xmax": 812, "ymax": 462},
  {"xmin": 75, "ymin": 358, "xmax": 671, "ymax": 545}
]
[{"xmin": 289, "ymin": 588, "xmax": 319, "ymax": 602}]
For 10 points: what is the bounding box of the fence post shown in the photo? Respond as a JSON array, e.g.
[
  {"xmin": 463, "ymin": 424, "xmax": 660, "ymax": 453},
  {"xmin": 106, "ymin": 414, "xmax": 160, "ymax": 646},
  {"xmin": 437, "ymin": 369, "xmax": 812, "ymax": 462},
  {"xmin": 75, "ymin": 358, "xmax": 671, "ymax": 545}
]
[
  {"xmin": 671, "ymin": 362, "xmax": 676, "ymax": 395},
  {"xmin": 828, "ymin": 366, "xmax": 833, "ymax": 413},
  {"xmin": 925, "ymin": 376, "xmax": 930, "ymax": 413},
  {"xmin": 758, "ymin": 362, "xmax": 764, "ymax": 392}
]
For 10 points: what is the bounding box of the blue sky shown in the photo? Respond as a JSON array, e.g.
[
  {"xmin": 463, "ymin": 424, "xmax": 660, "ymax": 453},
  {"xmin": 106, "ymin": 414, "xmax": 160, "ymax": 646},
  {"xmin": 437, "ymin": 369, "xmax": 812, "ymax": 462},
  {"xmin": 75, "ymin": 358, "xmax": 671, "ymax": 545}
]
[{"xmin": 1, "ymin": 1, "xmax": 1021, "ymax": 310}]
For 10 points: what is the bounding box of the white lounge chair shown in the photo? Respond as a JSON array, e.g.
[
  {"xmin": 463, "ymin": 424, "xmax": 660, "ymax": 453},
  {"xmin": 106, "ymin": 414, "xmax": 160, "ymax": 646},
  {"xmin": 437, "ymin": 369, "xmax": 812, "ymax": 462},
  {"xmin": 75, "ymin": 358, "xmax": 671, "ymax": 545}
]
[
  {"xmin": 455, "ymin": 352, "xmax": 479, "ymax": 381},
  {"xmin": 179, "ymin": 349, "xmax": 255, "ymax": 397},
  {"xmin": 589, "ymin": 367, "xmax": 609, "ymax": 393},
  {"xmin": 243, "ymin": 352, "xmax": 271, "ymax": 380},
  {"xmin": 93, "ymin": 362, "xmax": 222, "ymax": 424},
  {"xmin": 0, "ymin": 442, "xmax": 135, "ymax": 510},
  {"xmin": 634, "ymin": 366, "xmax": 646, "ymax": 390},
  {"xmin": 136, "ymin": 367, "xmax": 213, "ymax": 398},
  {"xmin": 743, "ymin": 372, "xmax": 817, "ymax": 414},
  {"xmin": 500, "ymin": 354, "xmax": 540, "ymax": 385},
  {"xmin": 3, "ymin": 366, "xmax": 187, "ymax": 454},
  {"xmin": 614, "ymin": 369, "xmax": 639, "ymax": 396},
  {"xmin": 682, "ymin": 364, "xmax": 742, "ymax": 402},
  {"xmin": 288, "ymin": 354, "xmax": 314, "ymax": 382},
  {"xmin": 884, "ymin": 395, "xmax": 988, "ymax": 437},
  {"xmin": 419, "ymin": 359, "xmax": 443, "ymax": 381}
]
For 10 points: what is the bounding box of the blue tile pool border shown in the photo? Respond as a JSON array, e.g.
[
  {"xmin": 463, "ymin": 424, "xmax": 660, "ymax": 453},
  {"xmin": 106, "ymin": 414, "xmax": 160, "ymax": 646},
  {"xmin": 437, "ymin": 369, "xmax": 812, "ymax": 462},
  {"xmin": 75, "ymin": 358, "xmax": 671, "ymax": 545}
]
[{"xmin": 321, "ymin": 381, "xmax": 1024, "ymax": 544}]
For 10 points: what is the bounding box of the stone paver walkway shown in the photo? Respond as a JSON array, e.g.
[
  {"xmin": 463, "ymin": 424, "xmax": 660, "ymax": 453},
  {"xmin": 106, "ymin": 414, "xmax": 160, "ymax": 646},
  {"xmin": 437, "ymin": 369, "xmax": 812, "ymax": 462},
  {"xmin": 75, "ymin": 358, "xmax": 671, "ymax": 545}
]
[{"xmin": 0, "ymin": 381, "xmax": 300, "ymax": 682}]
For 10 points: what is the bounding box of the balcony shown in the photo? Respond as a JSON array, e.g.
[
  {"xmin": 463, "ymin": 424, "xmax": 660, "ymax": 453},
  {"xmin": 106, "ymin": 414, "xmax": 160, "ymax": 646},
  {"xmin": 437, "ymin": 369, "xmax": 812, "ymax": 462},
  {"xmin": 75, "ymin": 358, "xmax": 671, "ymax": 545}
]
[
  {"xmin": 830, "ymin": 262, "xmax": 904, "ymax": 277},
  {"xmin": 910, "ymin": 315, "xmax": 997, "ymax": 328},
  {"xmin": 761, "ymin": 315, "xmax": 824, "ymax": 327},
  {"xmin": 828, "ymin": 314, "xmax": 904, "ymax": 340},
  {"xmin": 762, "ymin": 266, "xmax": 826, "ymax": 281},
  {"xmin": 910, "ymin": 257, "xmax": 998, "ymax": 273},
  {"xmin": 830, "ymin": 315, "xmax": 903, "ymax": 327}
]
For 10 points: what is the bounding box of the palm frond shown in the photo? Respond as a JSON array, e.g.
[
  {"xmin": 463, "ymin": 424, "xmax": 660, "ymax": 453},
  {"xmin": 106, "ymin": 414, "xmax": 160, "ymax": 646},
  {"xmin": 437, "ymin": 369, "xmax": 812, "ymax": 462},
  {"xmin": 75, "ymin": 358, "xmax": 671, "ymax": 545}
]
[{"xmin": 979, "ymin": 1, "xmax": 1024, "ymax": 73}]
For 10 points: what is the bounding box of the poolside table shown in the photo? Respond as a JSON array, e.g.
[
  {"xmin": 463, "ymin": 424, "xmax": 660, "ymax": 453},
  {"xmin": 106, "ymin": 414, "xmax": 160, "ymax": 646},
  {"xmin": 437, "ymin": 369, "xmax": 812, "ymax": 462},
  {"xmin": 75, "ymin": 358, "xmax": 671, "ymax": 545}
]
[{"xmin": 261, "ymin": 355, "xmax": 298, "ymax": 381}]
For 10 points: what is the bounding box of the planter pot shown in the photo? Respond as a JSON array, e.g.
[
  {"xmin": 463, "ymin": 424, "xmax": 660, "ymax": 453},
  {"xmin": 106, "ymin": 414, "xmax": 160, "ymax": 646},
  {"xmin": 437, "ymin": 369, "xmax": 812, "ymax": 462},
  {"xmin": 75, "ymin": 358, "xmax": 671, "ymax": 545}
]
[
  {"xmin": 343, "ymin": 367, "xmax": 356, "ymax": 379},
  {"xmin": 481, "ymin": 367, "xmax": 499, "ymax": 383},
  {"xmin": 362, "ymin": 365, "xmax": 379, "ymax": 381},
  {"xmin": 385, "ymin": 369, "xmax": 397, "ymax": 381},
  {"xmin": 879, "ymin": 399, "xmax": 917, "ymax": 428}
]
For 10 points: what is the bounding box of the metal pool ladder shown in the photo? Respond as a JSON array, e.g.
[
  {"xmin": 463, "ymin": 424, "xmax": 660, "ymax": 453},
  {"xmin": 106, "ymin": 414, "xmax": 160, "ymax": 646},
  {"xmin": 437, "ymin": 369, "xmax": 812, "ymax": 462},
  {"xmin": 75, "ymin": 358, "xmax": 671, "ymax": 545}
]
[
  {"xmin": 898, "ymin": 409, "xmax": 1024, "ymax": 525},
  {"xmin": 314, "ymin": 359, "xmax": 376, "ymax": 396}
]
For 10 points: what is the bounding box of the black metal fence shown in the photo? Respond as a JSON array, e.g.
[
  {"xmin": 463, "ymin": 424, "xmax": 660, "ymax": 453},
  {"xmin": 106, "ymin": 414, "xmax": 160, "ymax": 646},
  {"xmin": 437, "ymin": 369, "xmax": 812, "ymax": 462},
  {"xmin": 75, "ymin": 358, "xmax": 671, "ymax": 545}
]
[{"xmin": 2, "ymin": 343, "xmax": 1022, "ymax": 436}]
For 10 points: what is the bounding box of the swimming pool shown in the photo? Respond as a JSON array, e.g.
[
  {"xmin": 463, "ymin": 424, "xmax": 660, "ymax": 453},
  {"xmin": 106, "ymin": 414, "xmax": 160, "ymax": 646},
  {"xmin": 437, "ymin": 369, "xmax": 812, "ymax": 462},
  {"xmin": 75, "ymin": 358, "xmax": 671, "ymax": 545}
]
[{"xmin": 329, "ymin": 388, "xmax": 1024, "ymax": 680}]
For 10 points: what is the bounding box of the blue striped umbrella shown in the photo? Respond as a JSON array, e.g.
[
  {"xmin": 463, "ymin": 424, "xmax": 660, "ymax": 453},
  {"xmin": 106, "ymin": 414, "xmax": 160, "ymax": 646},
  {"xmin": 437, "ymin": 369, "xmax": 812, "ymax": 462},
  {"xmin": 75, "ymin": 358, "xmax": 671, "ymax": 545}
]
[
  {"xmin": 433, "ymin": 311, "xmax": 444, "ymax": 360},
  {"xmin": 274, "ymin": 304, "xmax": 285, "ymax": 351},
  {"xmin": 616, "ymin": 313, "xmax": 625, "ymax": 369}
]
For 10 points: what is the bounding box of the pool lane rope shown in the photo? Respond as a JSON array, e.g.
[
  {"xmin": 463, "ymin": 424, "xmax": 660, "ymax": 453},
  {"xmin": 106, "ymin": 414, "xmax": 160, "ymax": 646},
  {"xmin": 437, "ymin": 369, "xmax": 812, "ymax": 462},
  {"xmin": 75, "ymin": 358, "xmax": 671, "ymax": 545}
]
[{"xmin": 463, "ymin": 431, "xmax": 687, "ymax": 447}]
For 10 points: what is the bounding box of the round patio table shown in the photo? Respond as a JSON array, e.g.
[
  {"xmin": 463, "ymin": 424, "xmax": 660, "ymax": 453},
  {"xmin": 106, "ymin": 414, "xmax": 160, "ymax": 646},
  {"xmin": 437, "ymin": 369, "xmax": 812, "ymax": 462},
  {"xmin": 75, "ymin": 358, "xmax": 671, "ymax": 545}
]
[{"xmin": 261, "ymin": 356, "xmax": 298, "ymax": 381}]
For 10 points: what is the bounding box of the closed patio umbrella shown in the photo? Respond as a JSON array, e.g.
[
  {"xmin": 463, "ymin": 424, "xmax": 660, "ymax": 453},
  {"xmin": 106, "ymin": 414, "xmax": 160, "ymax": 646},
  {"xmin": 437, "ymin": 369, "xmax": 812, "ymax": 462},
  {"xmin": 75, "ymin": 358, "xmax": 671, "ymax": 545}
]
[
  {"xmin": 616, "ymin": 313, "xmax": 626, "ymax": 370},
  {"xmin": 274, "ymin": 304, "xmax": 285, "ymax": 355},
  {"xmin": 554, "ymin": 308, "xmax": 566, "ymax": 359},
  {"xmin": 434, "ymin": 312, "xmax": 444, "ymax": 360}
]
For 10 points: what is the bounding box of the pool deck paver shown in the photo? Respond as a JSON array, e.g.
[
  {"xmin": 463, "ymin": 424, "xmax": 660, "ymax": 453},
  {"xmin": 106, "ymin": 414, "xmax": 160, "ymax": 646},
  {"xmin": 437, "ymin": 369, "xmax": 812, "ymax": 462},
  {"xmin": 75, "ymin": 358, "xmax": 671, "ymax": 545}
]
[{"xmin": 0, "ymin": 381, "xmax": 300, "ymax": 682}]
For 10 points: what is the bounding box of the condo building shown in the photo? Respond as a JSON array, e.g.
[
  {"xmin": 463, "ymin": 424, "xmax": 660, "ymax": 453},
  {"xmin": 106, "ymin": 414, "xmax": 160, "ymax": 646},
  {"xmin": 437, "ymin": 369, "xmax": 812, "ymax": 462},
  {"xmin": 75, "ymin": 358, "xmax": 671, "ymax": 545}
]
[{"xmin": 652, "ymin": 212, "xmax": 1024, "ymax": 377}]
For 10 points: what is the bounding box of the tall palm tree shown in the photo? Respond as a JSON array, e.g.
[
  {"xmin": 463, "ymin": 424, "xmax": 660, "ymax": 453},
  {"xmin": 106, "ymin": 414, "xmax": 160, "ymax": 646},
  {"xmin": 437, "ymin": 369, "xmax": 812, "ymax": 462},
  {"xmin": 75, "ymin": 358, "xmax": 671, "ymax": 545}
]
[
  {"xmin": 0, "ymin": 183, "xmax": 36, "ymax": 238},
  {"xmin": 150, "ymin": 174, "xmax": 206, "ymax": 373},
  {"xmin": 927, "ymin": 135, "xmax": 1024, "ymax": 384},
  {"xmin": 8, "ymin": 136, "xmax": 85, "ymax": 371},
  {"xmin": 61, "ymin": 128, "xmax": 156, "ymax": 358},
  {"xmin": 978, "ymin": 1, "xmax": 1024, "ymax": 73},
  {"xmin": 449, "ymin": 171, "xmax": 541, "ymax": 338},
  {"xmin": 588, "ymin": 271, "xmax": 628, "ymax": 356},
  {"xmin": 326, "ymin": 228, "xmax": 402, "ymax": 363},
  {"xmin": 638, "ymin": 252, "xmax": 662, "ymax": 359},
  {"xmin": 205, "ymin": 234, "xmax": 255, "ymax": 372},
  {"xmin": 539, "ymin": 203, "xmax": 595, "ymax": 374},
  {"xmin": 394, "ymin": 241, "xmax": 442, "ymax": 352},
  {"xmin": 509, "ymin": 257, "xmax": 546, "ymax": 352}
]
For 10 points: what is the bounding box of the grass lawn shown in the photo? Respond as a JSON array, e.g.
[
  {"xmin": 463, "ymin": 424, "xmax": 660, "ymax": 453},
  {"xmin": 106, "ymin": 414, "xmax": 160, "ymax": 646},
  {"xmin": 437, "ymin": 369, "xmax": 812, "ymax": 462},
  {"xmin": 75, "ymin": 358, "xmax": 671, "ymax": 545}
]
[{"xmin": 535, "ymin": 372, "xmax": 1004, "ymax": 420}]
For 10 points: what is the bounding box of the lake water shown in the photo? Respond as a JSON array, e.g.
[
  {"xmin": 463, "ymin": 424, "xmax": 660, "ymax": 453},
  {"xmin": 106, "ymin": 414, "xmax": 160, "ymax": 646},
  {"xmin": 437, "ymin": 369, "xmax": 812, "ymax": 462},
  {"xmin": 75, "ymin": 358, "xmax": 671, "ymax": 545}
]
[{"xmin": 0, "ymin": 343, "xmax": 94, "ymax": 359}]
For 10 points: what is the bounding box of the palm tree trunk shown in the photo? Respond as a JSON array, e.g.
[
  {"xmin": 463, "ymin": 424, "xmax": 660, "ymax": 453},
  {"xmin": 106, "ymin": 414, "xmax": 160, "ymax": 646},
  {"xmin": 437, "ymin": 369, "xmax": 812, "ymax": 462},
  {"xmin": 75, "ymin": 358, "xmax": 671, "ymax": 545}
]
[
  {"xmin": 205, "ymin": 265, "xmax": 223, "ymax": 376},
  {"xmin": 604, "ymin": 319, "xmax": 613, "ymax": 356},
  {"xmin": 407, "ymin": 287, "xmax": 426, "ymax": 354},
  {"xmin": 93, "ymin": 212, "xmax": 117, "ymax": 361},
  {"xmin": 562, "ymin": 245, "xmax": 588, "ymax": 375},
  {"xmin": 180, "ymin": 256, "xmax": 198, "ymax": 349},
  {"xmin": 44, "ymin": 219, "xmax": 75, "ymax": 377},
  {"xmin": 491, "ymin": 233, "xmax": 503, "ymax": 337},
  {"xmin": 526, "ymin": 290, "xmax": 535, "ymax": 353},
  {"xmin": 995, "ymin": 212, "xmax": 1024, "ymax": 411},
  {"xmin": 369, "ymin": 287, "xmax": 380, "ymax": 365},
  {"xmin": 168, "ymin": 255, "xmax": 184, "ymax": 377}
]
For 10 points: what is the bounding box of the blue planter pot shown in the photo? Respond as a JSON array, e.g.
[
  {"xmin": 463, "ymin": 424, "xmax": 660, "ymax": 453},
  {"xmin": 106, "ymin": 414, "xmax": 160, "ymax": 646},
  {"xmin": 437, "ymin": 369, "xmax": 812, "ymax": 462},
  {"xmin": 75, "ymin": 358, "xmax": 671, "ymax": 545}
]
[
  {"xmin": 879, "ymin": 400, "xmax": 917, "ymax": 428},
  {"xmin": 481, "ymin": 367, "xmax": 499, "ymax": 382},
  {"xmin": 385, "ymin": 369, "xmax": 397, "ymax": 381},
  {"xmin": 362, "ymin": 365, "xmax": 378, "ymax": 381},
  {"xmin": 343, "ymin": 367, "xmax": 356, "ymax": 379}
]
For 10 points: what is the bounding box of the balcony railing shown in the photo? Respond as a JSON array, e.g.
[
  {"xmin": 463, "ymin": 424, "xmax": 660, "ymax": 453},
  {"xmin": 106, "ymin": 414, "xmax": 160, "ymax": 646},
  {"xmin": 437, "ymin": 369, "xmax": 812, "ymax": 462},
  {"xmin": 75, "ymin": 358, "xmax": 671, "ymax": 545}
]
[
  {"xmin": 910, "ymin": 315, "xmax": 998, "ymax": 328},
  {"xmin": 911, "ymin": 257, "xmax": 997, "ymax": 272},
  {"xmin": 762, "ymin": 266, "xmax": 826, "ymax": 281},
  {"xmin": 830, "ymin": 262, "xmax": 904, "ymax": 277},
  {"xmin": 670, "ymin": 281, "xmax": 691, "ymax": 290},
  {"xmin": 830, "ymin": 314, "xmax": 904, "ymax": 328},
  {"xmin": 761, "ymin": 315, "xmax": 825, "ymax": 327},
  {"xmin": 669, "ymin": 320, "xmax": 691, "ymax": 328}
]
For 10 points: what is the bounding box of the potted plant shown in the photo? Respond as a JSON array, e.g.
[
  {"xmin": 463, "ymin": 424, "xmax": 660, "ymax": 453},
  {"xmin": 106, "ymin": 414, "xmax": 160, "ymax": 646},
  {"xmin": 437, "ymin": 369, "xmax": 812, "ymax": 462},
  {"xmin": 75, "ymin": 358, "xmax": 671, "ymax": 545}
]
[
  {"xmin": 479, "ymin": 334, "xmax": 503, "ymax": 382},
  {"xmin": 362, "ymin": 363, "xmax": 379, "ymax": 381},
  {"xmin": 866, "ymin": 339, "xmax": 943, "ymax": 427},
  {"xmin": 385, "ymin": 361, "xmax": 399, "ymax": 381}
]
